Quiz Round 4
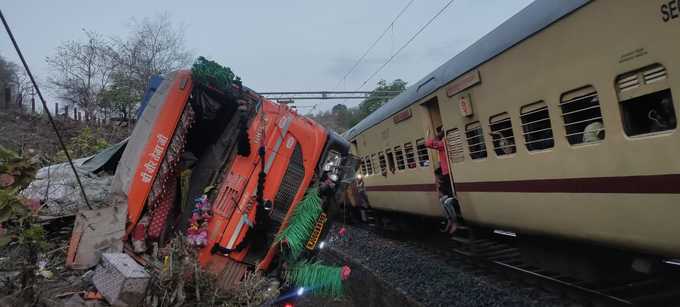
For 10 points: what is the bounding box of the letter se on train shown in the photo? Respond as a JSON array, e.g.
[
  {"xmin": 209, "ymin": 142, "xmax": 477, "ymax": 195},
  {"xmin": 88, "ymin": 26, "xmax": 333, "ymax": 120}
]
[{"xmin": 661, "ymin": 0, "xmax": 680, "ymax": 22}]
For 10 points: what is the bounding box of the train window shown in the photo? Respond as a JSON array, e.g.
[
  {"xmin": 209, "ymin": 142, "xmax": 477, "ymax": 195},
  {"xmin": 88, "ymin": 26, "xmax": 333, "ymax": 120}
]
[
  {"xmin": 465, "ymin": 122, "xmax": 487, "ymax": 159},
  {"xmin": 360, "ymin": 157, "xmax": 367, "ymax": 175},
  {"xmin": 489, "ymin": 113, "xmax": 516, "ymax": 156},
  {"xmin": 616, "ymin": 64, "xmax": 676, "ymax": 136},
  {"xmin": 394, "ymin": 145, "xmax": 406, "ymax": 170},
  {"xmin": 378, "ymin": 152, "xmax": 387, "ymax": 174},
  {"xmin": 385, "ymin": 149, "xmax": 396, "ymax": 173},
  {"xmin": 371, "ymin": 154, "xmax": 380, "ymax": 174},
  {"xmin": 445, "ymin": 128, "xmax": 465, "ymax": 163},
  {"xmin": 365, "ymin": 155, "xmax": 374, "ymax": 175},
  {"xmin": 520, "ymin": 101, "xmax": 554, "ymax": 151},
  {"xmin": 415, "ymin": 138, "xmax": 430, "ymax": 167},
  {"xmin": 404, "ymin": 142, "xmax": 417, "ymax": 169},
  {"xmin": 559, "ymin": 86, "xmax": 604, "ymax": 145}
]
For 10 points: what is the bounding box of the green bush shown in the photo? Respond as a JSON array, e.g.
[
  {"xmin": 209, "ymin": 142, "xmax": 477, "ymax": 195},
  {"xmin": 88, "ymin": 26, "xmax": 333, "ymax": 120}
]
[{"xmin": 55, "ymin": 127, "xmax": 110, "ymax": 162}]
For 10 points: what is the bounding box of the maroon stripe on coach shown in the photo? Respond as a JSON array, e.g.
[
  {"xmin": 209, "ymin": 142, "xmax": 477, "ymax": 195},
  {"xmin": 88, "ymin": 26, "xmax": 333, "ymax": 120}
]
[
  {"xmin": 365, "ymin": 183, "xmax": 437, "ymax": 192},
  {"xmin": 454, "ymin": 174, "xmax": 680, "ymax": 194}
]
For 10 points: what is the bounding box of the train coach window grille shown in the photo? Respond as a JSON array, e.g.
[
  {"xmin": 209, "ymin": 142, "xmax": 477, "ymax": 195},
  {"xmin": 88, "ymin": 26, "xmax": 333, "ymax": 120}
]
[
  {"xmin": 394, "ymin": 146, "xmax": 406, "ymax": 170},
  {"xmin": 616, "ymin": 64, "xmax": 676, "ymax": 136},
  {"xmin": 465, "ymin": 122, "xmax": 487, "ymax": 159},
  {"xmin": 520, "ymin": 101, "xmax": 554, "ymax": 151},
  {"xmin": 371, "ymin": 154, "xmax": 381, "ymax": 175},
  {"xmin": 360, "ymin": 157, "xmax": 367, "ymax": 175},
  {"xmin": 559, "ymin": 86, "xmax": 604, "ymax": 145},
  {"xmin": 378, "ymin": 152, "xmax": 387, "ymax": 175},
  {"xmin": 365, "ymin": 156, "xmax": 374, "ymax": 175},
  {"xmin": 385, "ymin": 149, "xmax": 396, "ymax": 173},
  {"xmin": 489, "ymin": 113, "xmax": 516, "ymax": 156},
  {"xmin": 415, "ymin": 138, "xmax": 430, "ymax": 167},
  {"xmin": 445, "ymin": 128, "xmax": 465, "ymax": 163},
  {"xmin": 404, "ymin": 142, "xmax": 417, "ymax": 169}
]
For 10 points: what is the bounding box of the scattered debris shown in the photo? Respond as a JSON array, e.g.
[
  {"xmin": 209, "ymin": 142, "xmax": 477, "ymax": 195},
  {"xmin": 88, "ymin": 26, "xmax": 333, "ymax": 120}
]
[
  {"xmin": 92, "ymin": 253, "xmax": 149, "ymax": 307},
  {"xmin": 66, "ymin": 206, "xmax": 125, "ymax": 269},
  {"xmin": 21, "ymin": 139, "xmax": 126, "ymax": 217}
]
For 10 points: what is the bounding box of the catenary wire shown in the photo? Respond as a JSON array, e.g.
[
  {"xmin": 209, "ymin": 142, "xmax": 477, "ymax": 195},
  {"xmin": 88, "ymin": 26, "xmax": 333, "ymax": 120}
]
[{"xmin": 357, "ymin": 0, "xmax": 455, "ymax": 91}]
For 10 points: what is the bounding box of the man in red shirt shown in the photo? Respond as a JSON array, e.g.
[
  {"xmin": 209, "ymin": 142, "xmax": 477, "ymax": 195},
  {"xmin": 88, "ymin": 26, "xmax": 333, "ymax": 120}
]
[
  {"xmin": 426, "ymin": 128, "xmax": 452, "ymax": 197},
  {"xmin": 426, "ymin": 127, "xmax": 458, "ymax": 233}
]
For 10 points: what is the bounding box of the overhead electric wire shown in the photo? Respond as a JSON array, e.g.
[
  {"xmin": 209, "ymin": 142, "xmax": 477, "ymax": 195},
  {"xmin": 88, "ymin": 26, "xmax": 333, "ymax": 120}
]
[
  {"xmin": 1, "ymin": 10, "xmax": 92, "ymax": 210},
  {"xmin": 333, "ymin": 0, "xmax": 416, "ymax": 90},
  {"xmin": 357, "ymin": 0, "xmax": 455, "ymax": 91}
]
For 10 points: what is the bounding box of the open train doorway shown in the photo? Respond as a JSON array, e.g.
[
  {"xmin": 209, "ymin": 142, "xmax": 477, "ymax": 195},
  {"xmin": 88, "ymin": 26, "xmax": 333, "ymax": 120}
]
[
  {"xmin": 421, "ymin": 97, "xmax": 460, "ymax": 233},
  {"xmin": 422, "ymin": 97, "xmax": 443, "ymax": 133}
]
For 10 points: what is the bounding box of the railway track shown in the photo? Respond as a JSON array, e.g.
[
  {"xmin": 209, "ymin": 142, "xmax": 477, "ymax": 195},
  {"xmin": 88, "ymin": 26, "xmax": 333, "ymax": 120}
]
[
  {"xmin": 358, "ymin": 214, "xmax": 680, "ymax": 307},
  {"xmin": 446, "ymin": 230, "xmax": 677, "ymax": 306}
]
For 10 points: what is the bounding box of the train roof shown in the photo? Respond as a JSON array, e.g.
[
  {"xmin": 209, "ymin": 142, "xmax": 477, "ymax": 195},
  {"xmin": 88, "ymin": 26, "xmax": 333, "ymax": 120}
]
[{"xmin": 344, "ymin": 0, "xmax": 590, "ymax": 141}]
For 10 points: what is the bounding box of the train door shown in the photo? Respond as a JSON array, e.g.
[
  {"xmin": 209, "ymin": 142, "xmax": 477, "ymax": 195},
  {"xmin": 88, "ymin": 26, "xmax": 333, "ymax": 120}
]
[
  {"xmin": 422, "ymin": 97, "xmax": 443, "ymax": 133},
  {"xmin": 422, "ymin": 97, "xmax": 464, "ymax": 231},
  {"xmin": 421, "ymin": 97, "xmax": 454, "ymax": 191}
]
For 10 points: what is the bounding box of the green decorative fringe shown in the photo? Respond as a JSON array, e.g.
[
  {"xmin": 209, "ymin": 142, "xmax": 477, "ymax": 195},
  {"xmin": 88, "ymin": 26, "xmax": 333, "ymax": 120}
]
[
  {"xmin": 275, "ymin": 188, "xmax": 322, "ymax": 258},
  {"xmin": 287, "ymin": 260, "xmax": 343, "ymax": 298},
  {"xmin": 191, "ymin": 56, "xmax": 241, "ymax": 93}
]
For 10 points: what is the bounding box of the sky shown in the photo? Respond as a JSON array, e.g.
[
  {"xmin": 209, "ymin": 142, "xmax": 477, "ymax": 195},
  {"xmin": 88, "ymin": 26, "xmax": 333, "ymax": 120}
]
[{"xmin": 1, "ymin": 0, "xmax": 533, "ymax": 114}]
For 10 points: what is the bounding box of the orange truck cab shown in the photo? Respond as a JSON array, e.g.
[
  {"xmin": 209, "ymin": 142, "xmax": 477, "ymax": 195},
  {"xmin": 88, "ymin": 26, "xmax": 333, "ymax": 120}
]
[{"xmin": 79, "ymin": 67, "xmax": 356, "ymax": 288}]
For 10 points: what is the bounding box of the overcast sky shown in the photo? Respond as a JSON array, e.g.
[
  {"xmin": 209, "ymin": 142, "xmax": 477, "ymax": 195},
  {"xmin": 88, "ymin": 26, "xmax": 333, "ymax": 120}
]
[{"xmin": 1, "ymin": 0, "xmax": 533, "ymax": 114}]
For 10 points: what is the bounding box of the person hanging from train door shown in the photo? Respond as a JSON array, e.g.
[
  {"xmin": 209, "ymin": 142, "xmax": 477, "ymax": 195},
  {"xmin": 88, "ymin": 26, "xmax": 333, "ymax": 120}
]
[{"xmin": 426, "ymin": 127, "xmax": 459, "ymax": 234}]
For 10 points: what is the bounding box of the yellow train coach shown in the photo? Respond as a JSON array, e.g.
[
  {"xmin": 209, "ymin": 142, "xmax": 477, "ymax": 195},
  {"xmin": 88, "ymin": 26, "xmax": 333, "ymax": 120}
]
[{"xmin": 344, "ymin": 0, "xmax": 680, "ymax": 259}]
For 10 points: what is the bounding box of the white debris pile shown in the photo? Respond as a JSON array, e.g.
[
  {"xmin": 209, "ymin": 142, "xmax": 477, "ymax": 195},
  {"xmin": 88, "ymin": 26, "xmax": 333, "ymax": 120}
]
[{"xmin": 21, "ymin": 158, "xmax": 114, "ymax": 217}]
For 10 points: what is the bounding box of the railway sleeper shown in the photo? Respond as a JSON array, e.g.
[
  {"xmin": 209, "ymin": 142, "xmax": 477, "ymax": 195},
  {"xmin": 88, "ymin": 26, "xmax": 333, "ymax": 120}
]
[
  {"xmin": 480, "ymin": 248, "xmax": 521, "ymax": 258},
  {"xmin": 629, "ymin": 288, "xmax": 680, "ymax": 306},
  {"xmin": 595, "ymin": 278, "xmax": 660, "ymax": 294},
  {"xmin": 487, "ymin": 253, "xmax": 522, "ymax": 262}
]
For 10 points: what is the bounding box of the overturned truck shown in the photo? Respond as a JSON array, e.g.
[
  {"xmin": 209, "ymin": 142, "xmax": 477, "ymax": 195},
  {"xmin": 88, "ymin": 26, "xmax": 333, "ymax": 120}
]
[{"xmin": 67, "ymin": 59, "xmax": 355, "ymax": 294}]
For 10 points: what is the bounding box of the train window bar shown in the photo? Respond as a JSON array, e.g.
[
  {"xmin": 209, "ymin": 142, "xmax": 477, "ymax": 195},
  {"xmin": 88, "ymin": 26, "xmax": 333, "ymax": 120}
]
[
  {"xmin": 563, "ymin": 116, "xmax": 603, "ymax": 127},
  {"xmin": 385, "ymin": 149, "xmax": 396, "ymax": 173},
  {"xmin": 465, "ymin": 122, "xmax": 487, "ymax": 159},
  {"xmin": 371, "ymin": 154, "xmax": 380, "ymax": 174},
  {"xmin": 558, "ymin": 92, "xmax": 599, "ymax": 106},
  {"xmin": 560, "ymin": 86, "xmax": 604, "ymax": 145},
  {"xmin": 489, "ymin": 113, "xmax": 517, "ymax": 156},
  {"xmin": 520, "ymin": 101, "xmax": 554, "ymax": 151},
  {"xmin": 365, "ymin": 155, "xmax": 374, "ymax": 175},
  {"xmin": 520, "ymin": 117, "xmax": 551, "ymax": 127},
  {"xmin": 520, "ymin": 105, "xmax": 550, "ymax": 117},
  {"xmin": 415, "ymin": 138, "xmax": 430, "ymax": 167},
  {"xmin": 468, "ymin": 148, "xmax": 488, "ymax": 154},
  {"xmin": 404, "ymin": 142, "xmax": 417, "ymax": 169},
  {"xmin": 522, "ymin": 126, "xmax": 554, "ymax": 135},
  {"xmin": 616, "ymin": 64, "xmax": 676, "ymax": 137},
  {"xmin": 378, "ymin": 152, "xmax": 387, "ymax": 174},
  {"xmin": 445, "ymin": 128, "xmax": 465, "ymax": 163},
  {"xmin": 394, "ymin": 145, "xmax": 406, "ymax": 170},
  {"xmin": 560, "ymin": 105, "xmax": 602, "ymax": 117},
  {"xmin": 565, "ymin": 128, "xmax": 605, "ymax": 138},
  {"xmin": 466, "ymin": 140, "xmax": 486, "ymax": 147},
  {"xmin": 524, "ymin": 137, "xmax": 555, "ymax": 146}
]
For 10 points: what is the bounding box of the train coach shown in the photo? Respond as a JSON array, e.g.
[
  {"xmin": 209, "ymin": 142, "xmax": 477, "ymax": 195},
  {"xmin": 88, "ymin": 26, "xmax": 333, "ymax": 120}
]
[{"xmin": 344, "ymin": 0, "xmax": 680, "ymax": 277}]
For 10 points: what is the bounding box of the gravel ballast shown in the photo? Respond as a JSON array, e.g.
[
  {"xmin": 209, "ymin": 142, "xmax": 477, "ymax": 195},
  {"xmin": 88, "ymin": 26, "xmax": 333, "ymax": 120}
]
[{"xmin": 301, "ymin": 224, "xmax": 576, "ymax": 307}]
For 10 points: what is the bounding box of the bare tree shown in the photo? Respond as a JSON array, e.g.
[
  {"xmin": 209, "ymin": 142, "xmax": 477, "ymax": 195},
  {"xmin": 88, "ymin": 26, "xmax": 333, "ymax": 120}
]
[
  {"xmin": 46, "ymin": 31, "xmax": 117, "ymax": 121},
  {"xmin": 45, "ymin": 13, "xmax": 192, "ymax": 124},
  {"xmin": 109, "ymin": 13, "xmax": 193, "ymax": 117}
]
